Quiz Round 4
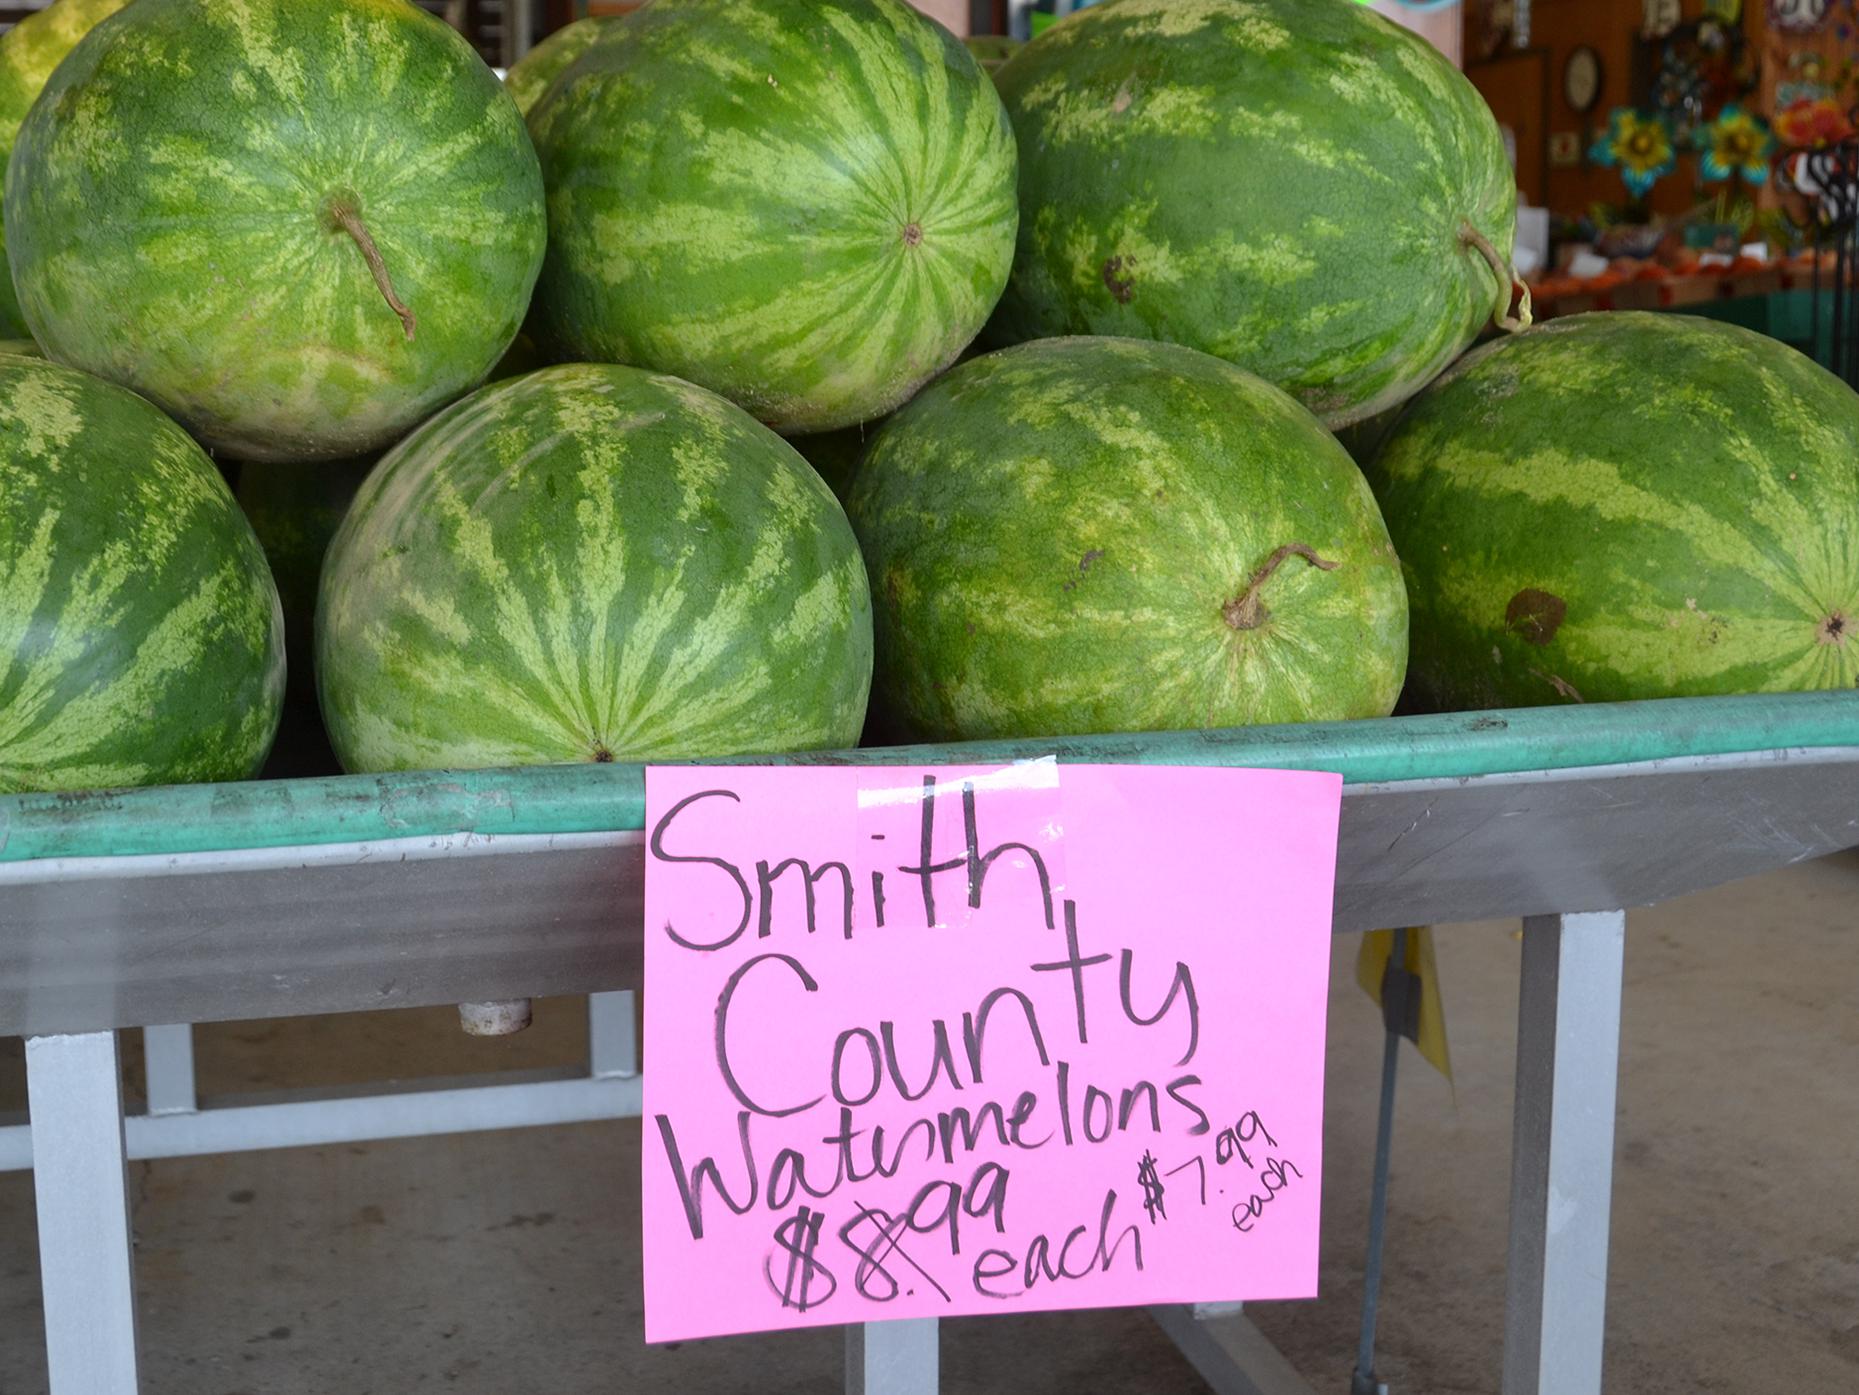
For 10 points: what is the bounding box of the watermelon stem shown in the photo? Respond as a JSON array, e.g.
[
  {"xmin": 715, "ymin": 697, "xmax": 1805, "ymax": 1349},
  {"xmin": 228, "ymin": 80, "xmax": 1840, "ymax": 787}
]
[
  {"xmin": 1458, "ymin": 221, "xmax": 1532, "ymax": 335},
  {"xmin": 326, "ymin": 198, "xmax": 417, "ymax": 341},
  {"xmin": 1223, "ymin": 543, "xmax": 1337, "ymax": 631}
]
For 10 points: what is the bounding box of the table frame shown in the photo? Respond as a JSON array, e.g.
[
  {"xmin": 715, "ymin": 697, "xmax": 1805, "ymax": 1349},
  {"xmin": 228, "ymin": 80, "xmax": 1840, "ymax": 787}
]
[
  {"xmin": 3, "ymin": 694, "xmax": 1855, "ymax": 1395},
  {"xmin": 0, "ymin": 907, "xmax": 1645, "ymax": 1395}
]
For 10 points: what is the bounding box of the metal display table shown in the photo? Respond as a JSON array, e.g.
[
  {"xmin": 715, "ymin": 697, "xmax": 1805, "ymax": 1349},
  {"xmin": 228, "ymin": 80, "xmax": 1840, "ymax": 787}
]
[{"xmin": 3, "ymin": 691, "xmax": 1856, "ymax": 1395}]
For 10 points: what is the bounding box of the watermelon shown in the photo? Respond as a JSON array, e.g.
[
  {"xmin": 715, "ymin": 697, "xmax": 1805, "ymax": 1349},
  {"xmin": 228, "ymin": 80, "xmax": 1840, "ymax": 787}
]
[
  {"xmin": 790, "ymin": 424, "xmax": 878, "ymax": 502},
  {"xmin": 963, "ymin": 33, "xmax": 1021, "ymax": 75},
  {"xmin": 1371, "ymin": 313, "xmax": 1859, "ymax": 709},
  {"xmin": 526, "ymin": 0, "xmax": 1018, "ymax": 434},
  {"xmin": 490, "ymin": 329, "xmax": 549, "ymax": 383},
  {"xmin": 0, "ymin": 354, "xmax": 284, "ymax": 793},
  {"xmin": 318, "ymin": 363, "xmax": 873, "ymax": 771},
  {"xmin": 0, "ymin": 0, "xmax": 132, "ymax": 341},
  {"xmin": 989, "ymin": 0, "xmax": 1519, "ymax": 429},
  {"xmin": 5, "ymin": 0, "xmax": 547, "ymax": 462},
  {"xmin": 236, "ymin": 457, "xmax": 372, "ymax": 703},
  {"xmin": 846, "ymin": 336, "xmax": 1408, "ymax": 741},
  {"xmin": 1332, "ymin": 401, "xmax": 1406, "ymax": 473},
  {"xmin": 503, "ymin": 16, "xmax": 617, "ymax": 116}
]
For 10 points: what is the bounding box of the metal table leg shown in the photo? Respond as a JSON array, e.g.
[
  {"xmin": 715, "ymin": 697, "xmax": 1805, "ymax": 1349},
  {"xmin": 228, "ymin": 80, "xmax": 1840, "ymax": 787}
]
[
  {"xmin": 26, "ymin": 1031, "xmax": 142, "ymax": 1395},
  {"xmin": 1148, "ymin": 1303, "xmax": 1318, "ymax": 1395},
  {"xmin": 503, "ymin": 0, "xmax": 534, "ymax": 64},
  {"xmin": 1351, "ymin": 928, "xmax": 1408, "ymax": 1395},
  {"xmin": 845, "ymin": 1318, "xmax": 938, "ymax": 1395},
  {"xmin": 588, "ymin": 990, "xmax": 638, "ymax": 1079},
  {"xmin": 141, "ymin": 1025, "xmax": 196, "ymax": 1116},
  {"xmin": 1503, "ymin": 911, "xmax": 1626, "ymax": 1395}
]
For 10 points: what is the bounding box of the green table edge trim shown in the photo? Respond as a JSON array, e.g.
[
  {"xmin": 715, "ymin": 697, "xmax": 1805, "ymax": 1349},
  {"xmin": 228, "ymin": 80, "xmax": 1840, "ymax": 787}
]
[{"xmin": 3, "ymin": 690, "xmax": 1855, "ymax": 864}]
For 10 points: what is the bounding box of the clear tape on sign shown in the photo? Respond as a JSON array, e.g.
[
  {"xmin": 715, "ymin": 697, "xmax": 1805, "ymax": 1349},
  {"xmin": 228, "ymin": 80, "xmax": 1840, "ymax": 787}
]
[
  {"xmin": 854, "ymin": 758, "xmax": 1068, "ymax": 930},
  {"xmin": 854, "ymin": 754, "xmax": 1060, "ymax": 808}
]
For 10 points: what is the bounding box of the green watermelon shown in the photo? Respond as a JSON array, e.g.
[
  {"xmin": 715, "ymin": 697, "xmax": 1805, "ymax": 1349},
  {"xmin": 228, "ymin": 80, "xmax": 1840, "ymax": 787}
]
[
  {"xmin": 526, "ymin": 0, "xmax": 1018, "ymax": 434},
  {"xmin": 0, "ymin": 354, "xmax": 284, "ymax": 792},
  {"xmin": 989, "ymin": 0, "xmax": 1518, "ymax": 429},
  {"xmin": 847, "ymin": 336, "xmax": 1408, "ymax": 740},
  {"xmin": 5, "ymin": 0, "xmax": 547, "ymax": 462},
  {"xmin": 0, "ymin": 338, "xmax": 41, "ymax": 358},
  {"xmin": 1371, "ymin": 313, "xmax": 1859, "ymax": 709},
  {"xmin": 1332, "ymin": 400, "xmax": 1406, "ymax": 473},
  {"xmin": 318, "ymin": 363, "xmax": 873, "ymax": 771},
  {"xmin": 790, "ymin": 424, "xmax": 877, "ymax": 502},
  {"xmin": 236, "ymin": 457, "xmax": 372, "ymax": 703},
  {"xmin": 0, "ymin": 0, "xmax": 133, "ymax": 341},
  {"xmin": 963, "ymin": 33, "xmax": 1021, "ymax": 75},
  {"xmin": 490, "ymin": 328, "xmax": 549, "ymax": 383},
  {"xmin": 503, "ymin": 16, "xmax": 617, "ymax": 116}
]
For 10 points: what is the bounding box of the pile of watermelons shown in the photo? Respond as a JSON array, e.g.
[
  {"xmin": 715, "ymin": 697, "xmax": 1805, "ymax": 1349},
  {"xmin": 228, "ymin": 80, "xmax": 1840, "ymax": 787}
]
[{"xmin": 0, "ymin": 0, "xmax": 1855, "ymax": 794}]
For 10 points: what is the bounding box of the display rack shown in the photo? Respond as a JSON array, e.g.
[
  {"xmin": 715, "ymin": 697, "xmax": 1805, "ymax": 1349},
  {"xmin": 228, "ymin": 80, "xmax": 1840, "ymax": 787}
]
[{"xmin": 3, "ymin": 690, "xmax": 1857, "ymax": 1395}]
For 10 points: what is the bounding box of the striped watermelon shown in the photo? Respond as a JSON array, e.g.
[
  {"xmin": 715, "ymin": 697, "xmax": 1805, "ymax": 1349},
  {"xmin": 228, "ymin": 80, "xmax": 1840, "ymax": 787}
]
[
  {"xmin": 526, "ymin": 0, "xmax": 1018, "ymax": 434},
  {"xmin": 0, "ymin": 355, "xmax": 284, "ymax": 793},
  {"xmin": 236, "ymin": 458, "xmax": 371, "ymax": 703},
  {"xmin": 503, "ymin": 16, "xmax": 616, "ymax": 116},
  {"xmin": 5, "ymin": 0, "xmax": 547, "ymax": 462},
  {"xmin": 1371, "ymin": 313, "xmax": 1859, "ymax": 708},
  {"xmin": 1333, "ymin": 401, "xmax": 1406, "ymax": 473},
  {"xmin": 847, "ymin": 336, "xmax": 1408, "ymax": 740},
  {"xmin": 491, "ymin": 330, "xmax": 549, "ymax": 383},
  {"xmin": 318, "ymin": 364, "xmax": 873, "ymax": 772},
  {"xmin": 0, "ymin": 0, "xmax": 132, "ymax": 340},
  {"xmin": 964, "ymin": 34, "xmax": 1021, "ymax": 76},
  {"xmin": 989, "ymin": 0, "xmax": 1518, "ymax": 428},
  {"xmin": 791, "ymin": 424, "xmax": 877, "ymax": 502}
]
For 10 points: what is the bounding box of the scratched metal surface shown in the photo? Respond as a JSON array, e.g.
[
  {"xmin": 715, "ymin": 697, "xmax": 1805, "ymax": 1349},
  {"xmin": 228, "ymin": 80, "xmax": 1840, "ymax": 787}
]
[
  {"xmin": 2, "ymin": 691, "xmax": 1855, "ymax": 864},
  {"xmin": 2, "ymin": 748, "xmax": 1853, "ymax": 1037}
]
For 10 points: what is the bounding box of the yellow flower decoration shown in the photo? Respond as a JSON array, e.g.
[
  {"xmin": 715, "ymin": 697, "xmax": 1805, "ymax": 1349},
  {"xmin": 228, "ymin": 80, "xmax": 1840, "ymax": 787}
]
[
  {"xmin": 1590, "ymin": 108, "xmax": 1677, "ymax": 197},
  {"xmin": 1696, "ymin": 104, "xmax": 1773, "ymax": 184}
]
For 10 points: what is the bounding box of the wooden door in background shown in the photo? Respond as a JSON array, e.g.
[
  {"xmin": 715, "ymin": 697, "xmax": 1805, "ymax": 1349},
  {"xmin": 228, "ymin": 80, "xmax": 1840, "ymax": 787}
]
[{"xmin": 1468, "ymin": 47, "xmax": 1551, "ymax": 209}]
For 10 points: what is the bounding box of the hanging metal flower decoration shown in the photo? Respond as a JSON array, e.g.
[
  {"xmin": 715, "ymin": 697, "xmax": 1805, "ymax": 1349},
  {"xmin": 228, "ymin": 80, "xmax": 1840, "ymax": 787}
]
[
  {"xmin": 1776, "ymin": 95, "xmax": 1856, "ymax": 150},
  {"xmin": 1590, "ymin": 108, "xmax": 1678, "ymax": 196},
  {"xmin": 1653, "ymin": 40, "xmax": 1708, "ymax": 141},
  {"xmin": 1768, "ymin": 0, "xmax": 1830, "ymax": 34},
  {"xmin": 1695, "ymin": 103, "xmax": 1775, "ymax": 183}
]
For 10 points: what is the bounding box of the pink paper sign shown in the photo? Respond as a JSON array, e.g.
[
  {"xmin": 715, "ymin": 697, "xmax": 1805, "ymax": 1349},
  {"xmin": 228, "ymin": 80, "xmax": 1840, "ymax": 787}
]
[{"xmin": 641, "ymin": 760, "xmax": 1341, "ymax": 1342}]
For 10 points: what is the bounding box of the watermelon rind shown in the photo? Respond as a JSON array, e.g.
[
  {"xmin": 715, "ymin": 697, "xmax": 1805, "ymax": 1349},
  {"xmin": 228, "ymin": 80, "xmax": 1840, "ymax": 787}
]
[
  {"xmin": 1371, "ymin": 312, "xmax": 1859, "ymax": 709},
  {"xmin": 236, "ymin": 455, "xmax": 373, "ymax": 704},
  {"xmin": 0, "ymin": 0, "xmax": 133, "ymax": 340},
  {"xmin": 989, "ymin": 0, "xmax": 1518, "ymax": 428},
  {"xmin": 0, "ymin": 354, "xmax": 285, "ymax": 792},
  {"xmin": 317, "ymin": 363, "xmax": 874, "ymax": 772},
  {"xmin": 847, "ymin": 335, "xmax": 1408, "ymax": 741},
  {"xmin": 5, "ymin": 0, "xmax": 547, "ymax": 462},
  {"xmin": 503, "ymin": 15, "xmax": 618, "ymax": 116},
  {"xmin": 526, "ymin": 0, "xmax": 1019, "ymax": 435}
]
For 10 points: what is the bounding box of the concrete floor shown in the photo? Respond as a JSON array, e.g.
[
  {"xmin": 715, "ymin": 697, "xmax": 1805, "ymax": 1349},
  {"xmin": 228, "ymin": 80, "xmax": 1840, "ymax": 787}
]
[{"xmin": 2, "ymin": 853, "xmax": 1855, "ymax": 1394}]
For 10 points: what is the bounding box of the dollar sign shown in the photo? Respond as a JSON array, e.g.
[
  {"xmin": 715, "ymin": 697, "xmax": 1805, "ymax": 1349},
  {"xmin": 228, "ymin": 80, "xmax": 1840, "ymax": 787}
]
[
  {"xmin": 1138, "ymin": 1150, "xmax": 1167, "ymax": 1224},
  {"xmin": 767, "ymin": 1205, "xmax": 838, "ymax": 1312}
]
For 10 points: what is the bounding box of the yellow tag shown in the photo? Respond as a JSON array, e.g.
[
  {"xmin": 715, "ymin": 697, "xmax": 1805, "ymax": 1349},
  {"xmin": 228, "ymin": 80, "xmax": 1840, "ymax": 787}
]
[{"xmin": 1355, "ymin": 927, "xmax": 1452, "ymax": 1084}]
